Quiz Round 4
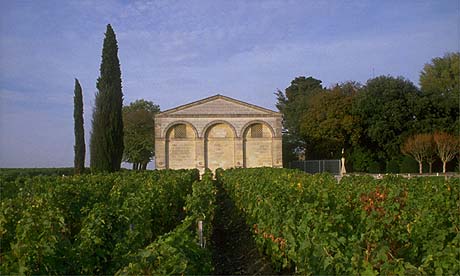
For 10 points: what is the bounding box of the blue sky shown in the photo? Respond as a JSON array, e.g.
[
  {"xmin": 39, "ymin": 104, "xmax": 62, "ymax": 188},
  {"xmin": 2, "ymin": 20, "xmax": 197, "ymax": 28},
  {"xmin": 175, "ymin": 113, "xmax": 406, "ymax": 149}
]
[{"xmin": 0, "ymin": 0, "xmax": 458, "ymax": 168}]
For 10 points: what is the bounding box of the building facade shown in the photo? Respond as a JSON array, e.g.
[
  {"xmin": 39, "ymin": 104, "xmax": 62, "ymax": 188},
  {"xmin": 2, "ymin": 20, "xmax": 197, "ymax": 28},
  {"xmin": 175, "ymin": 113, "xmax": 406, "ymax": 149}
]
[{"xmin": 154, "ymin": 94, "xmax": 282, "ymax": 173}]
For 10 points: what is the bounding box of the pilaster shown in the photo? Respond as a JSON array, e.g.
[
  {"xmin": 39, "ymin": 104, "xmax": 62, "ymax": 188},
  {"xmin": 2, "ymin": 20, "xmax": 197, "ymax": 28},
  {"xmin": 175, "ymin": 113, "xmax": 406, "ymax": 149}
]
[
  {"xmin": 234, "ymin": 137, "xmax": 244, "ymax": 168},
  {"xmin": 155, "ymin": 138, "xmax": 166, "ymax": 169}
]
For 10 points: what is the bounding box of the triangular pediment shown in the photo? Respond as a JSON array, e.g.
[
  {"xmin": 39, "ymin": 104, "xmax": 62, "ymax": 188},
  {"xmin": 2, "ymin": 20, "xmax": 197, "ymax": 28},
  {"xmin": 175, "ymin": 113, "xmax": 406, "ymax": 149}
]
[{"xmin": 158, "ymin": 95, "xmax": 279, "ymax": 117}]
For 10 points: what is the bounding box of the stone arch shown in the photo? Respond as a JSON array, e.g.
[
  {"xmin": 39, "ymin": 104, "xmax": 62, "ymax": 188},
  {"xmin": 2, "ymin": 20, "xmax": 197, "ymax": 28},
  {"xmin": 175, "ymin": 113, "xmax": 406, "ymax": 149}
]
[
  {"xmin": 240, "ymin": 120, "xmax": 275, "ymax": 138},
  {"xmin": 165, "ymin": 121, "xmax": 197, "ymax": 169},
  {"xmin": 201, "ymin": 120, "xmax": 237, "ymax": 138},
  {"xmin": 242, "ymin": 120, "xmax": 274, "ymax": 168},
  {"xmin": 163, "ymin": 120, "xmax": 198, "ymax": 139},
  {"xmin": 203, "ymin": 121, "xmax": 236, "ymax": 171}
]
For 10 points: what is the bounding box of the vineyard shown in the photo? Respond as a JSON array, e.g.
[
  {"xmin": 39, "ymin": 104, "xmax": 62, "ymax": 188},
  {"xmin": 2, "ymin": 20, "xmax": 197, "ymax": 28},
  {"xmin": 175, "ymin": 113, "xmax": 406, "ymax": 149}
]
[
  {"xmin": 1, "ymin": 168, "xmax": 458, "ymax": 275},
  {"xmin": 0, "ymin": 169, "xmax": 216, "ymax": 274},
  {"xmin": 217, "ymin": 168, "xmax": 459, "ymax": 275}
]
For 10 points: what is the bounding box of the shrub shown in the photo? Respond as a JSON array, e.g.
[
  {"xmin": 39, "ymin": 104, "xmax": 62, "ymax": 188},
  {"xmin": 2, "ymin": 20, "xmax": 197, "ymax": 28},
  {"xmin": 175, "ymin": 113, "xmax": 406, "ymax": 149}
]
[
  {"xmin": 349, "ymin": 148, "xmax": 375, "ymax": 172},
  {"xmin": 400, "ymin": 156, "xmax": 418, "ymax": 173},
  {"xmin": 368, "ymin": 161, "xmax": 381, "ymax": 173},
  {"xmin": 386, "ymin": 159, "xmax": 400, "ymax": 173}
]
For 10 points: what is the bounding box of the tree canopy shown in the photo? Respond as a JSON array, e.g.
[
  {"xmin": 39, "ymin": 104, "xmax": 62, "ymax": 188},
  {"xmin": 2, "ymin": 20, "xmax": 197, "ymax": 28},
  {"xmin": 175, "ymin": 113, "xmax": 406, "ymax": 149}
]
[
  {"xmin": 300, "ymin": 81, "xmax": 362, "ymax": 159},
  {"xmin": 420, "ymin": 52, "xmax": 459, "ymax": 97},
  {"xmin": 276, "ymin": 76, "xmax": 323, "ymax": 138},
  {"xmin": 417, "ymin": 52, "xmax": 460, "ymax": 133},
  {"xmin": 123, "ymin": 99, "xmax": 160, "ymax": 170},
  {"xmin": 355, "ymin": 75, "xmax": 420, "ymax": 161},
  {"xmin": 277, "ymin": 52, "xmax": 459, "ymax": 172},
  {"xmin": 275, "ymin": 76, "xmax": 324, "ymax": 161}
]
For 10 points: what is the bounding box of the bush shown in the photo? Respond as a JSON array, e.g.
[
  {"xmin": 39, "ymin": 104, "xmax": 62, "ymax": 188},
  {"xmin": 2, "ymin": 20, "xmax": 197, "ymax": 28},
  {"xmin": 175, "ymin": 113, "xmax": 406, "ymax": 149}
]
[
  {"xmin": 386, "ymin": 159, "xmax": 400, "ymax": 173},
  {"xmin": 349, "ymin": 148, "xmax": 375, "ymax": 173},
  {"xmin": 400, "ymin": 156, "xmax": 418, "ymax": 173},
  {"xmin": 368, "ymin": 161, "xmax": 381, "ymax": 173}
]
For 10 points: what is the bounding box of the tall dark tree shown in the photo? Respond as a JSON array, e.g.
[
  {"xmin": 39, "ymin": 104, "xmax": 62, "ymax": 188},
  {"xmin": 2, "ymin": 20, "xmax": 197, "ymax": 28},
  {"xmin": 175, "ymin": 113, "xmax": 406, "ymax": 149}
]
[
  {"xmin": 73, "ymin": 78, "xmax": 85, "ymax": 174},
  {"xmin": 275, "ymin": 76, "xmax": 324, "ymax": 162},
  {"xmin": 276, "ymin": 76, "xmax": 323, "ymax": 139},
  {"xmin": 90, "ymin": 24, "xmax": 124, "ymax": 172}
]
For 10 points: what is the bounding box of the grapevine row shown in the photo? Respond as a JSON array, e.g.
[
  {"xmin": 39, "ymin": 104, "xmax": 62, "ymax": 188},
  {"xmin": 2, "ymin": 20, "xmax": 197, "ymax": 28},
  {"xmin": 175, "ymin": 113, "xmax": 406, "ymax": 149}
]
[
  {"xmin": 0, "ymin": 169, "xmax": 199, "ymax": 275},
  {"xmin": 116, "ymin": 171, "xmax": 217, "ymax": 275},
  {"xmin": 217, "ymin": 168, "xmax": 459, "ymax": 275}
]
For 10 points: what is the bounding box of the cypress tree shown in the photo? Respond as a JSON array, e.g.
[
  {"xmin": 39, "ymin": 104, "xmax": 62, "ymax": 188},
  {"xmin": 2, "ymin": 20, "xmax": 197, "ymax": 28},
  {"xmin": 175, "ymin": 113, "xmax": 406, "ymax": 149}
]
[
  {"xmin": 73, "ymin": 78, "xmax": 85, "ymax": 174},
  {"xmin": 90, "ymin": 24, "xmax": 124, "ymax": 172}
]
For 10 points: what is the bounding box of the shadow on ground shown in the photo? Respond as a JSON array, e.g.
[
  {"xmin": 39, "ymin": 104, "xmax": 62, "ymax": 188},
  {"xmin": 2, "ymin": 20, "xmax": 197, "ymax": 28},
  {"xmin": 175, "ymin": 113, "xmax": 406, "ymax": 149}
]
[{"xmin": 211, "ymin": 183, "xmax": 283, "ymax": 275}]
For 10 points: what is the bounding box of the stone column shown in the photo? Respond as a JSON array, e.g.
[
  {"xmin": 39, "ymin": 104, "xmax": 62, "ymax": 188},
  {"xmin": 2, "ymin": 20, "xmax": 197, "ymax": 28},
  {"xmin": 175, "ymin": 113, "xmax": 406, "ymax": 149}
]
[
  {"xmin": 154, "ymin": 117, "xmax": 166, "ymax": 170},
  {"xmin": 272, "ymin": 137, "xmax": 283, "ymax": 168}
]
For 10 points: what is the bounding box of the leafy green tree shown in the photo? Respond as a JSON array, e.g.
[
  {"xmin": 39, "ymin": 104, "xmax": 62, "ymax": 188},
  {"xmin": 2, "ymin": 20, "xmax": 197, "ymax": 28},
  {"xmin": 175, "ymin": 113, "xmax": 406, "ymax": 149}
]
[
  {"xmin": 123, "ymin": 99, "xmax": 160, "ymax": 170},
  {"xmin": 420, "ymin": 52, "xmax": 459, "ymax": 96},
  {"xmin": 90, "ymin": 24, "xmax": 124, "ymax": 172},
  {"xmin": 417, "ymin": 52, "xmax": 459, "ymax": 133},
  {"xmin": 73, "ymin": 79, "xmax": 85, "ymax": 174},
  {"xmin": 355, "ymin": 76, "xmax": 420, "ymax": 162},
  {"xmin": 280, "ymin": 133, "xmax": 300, "ymax": 166},
  {"xmin": 275, "ymin": 76, "xmax": 324, "ymax": 160},
  {"xmin": 300, "ymin": 81, "xmax": 362, "ymax": 159}
]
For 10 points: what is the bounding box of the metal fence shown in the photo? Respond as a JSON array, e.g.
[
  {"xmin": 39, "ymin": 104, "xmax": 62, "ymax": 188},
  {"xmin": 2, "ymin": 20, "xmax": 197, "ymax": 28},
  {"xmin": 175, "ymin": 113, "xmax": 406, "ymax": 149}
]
[{"xmin": 289, "ymin": 160, "xmax": 341, "ymax": 175}]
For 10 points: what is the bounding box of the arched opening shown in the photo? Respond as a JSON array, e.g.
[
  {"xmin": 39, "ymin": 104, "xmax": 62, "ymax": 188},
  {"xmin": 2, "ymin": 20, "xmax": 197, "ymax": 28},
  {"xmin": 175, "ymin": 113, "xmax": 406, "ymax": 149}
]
[
  {"xmin": 204, "ymin": 122, "xmax": 235, "ymax": 171},
  {"xmin": 165, "ymin": 123, "xmax": 196, "ymax": 169},
  {"xmin": 243, "ymin": 122, "xmax": 273, "ymax": 168}
]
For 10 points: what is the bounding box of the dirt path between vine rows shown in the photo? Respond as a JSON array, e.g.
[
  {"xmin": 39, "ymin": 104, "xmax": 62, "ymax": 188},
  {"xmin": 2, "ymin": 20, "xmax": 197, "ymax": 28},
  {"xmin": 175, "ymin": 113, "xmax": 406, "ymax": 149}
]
[{"xmin": 211, "ymin": 184, "xmax": 277, "ymax": 275}]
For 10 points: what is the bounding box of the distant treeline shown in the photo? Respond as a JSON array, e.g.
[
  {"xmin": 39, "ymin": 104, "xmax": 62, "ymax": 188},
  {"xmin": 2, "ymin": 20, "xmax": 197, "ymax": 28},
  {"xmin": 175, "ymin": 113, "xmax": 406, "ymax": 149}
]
[
  {"xmin": 277, "ymin": 52, "xmax": 459, "ymax": 173},
  {"xmin": 0, "ymin": 167, "xmax": 141, "ymax": 181},
  {"xmin": 0, "ymin": 168, "xmax": 77, "ymax": 181}
]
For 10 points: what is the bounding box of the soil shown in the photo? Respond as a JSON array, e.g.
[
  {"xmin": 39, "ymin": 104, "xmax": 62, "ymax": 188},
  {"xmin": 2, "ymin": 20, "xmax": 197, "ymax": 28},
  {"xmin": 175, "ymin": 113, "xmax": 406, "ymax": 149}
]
[{"xmin": 211, "ymin": 183, "xmax": 279, "ymax": 275}]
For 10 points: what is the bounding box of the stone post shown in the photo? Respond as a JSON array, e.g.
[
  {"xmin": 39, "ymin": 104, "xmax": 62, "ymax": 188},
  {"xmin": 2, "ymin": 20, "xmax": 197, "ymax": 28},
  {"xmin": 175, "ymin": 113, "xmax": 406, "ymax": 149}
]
[{"xmin": 340, "ymin": 148, "xmax": 346, "ymax": 176}]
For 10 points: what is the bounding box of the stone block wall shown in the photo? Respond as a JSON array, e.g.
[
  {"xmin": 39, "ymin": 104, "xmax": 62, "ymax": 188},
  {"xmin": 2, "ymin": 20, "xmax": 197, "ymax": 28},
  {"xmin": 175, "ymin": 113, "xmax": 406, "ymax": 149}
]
[{"xmin": 154, "ymin": 95, "xmax": 283, "ymax": 173}]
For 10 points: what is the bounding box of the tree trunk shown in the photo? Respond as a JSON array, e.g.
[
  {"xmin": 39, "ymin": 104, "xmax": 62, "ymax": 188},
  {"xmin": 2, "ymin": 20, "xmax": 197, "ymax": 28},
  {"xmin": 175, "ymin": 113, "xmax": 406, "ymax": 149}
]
[
  {"xmin": 443, "ymin": 161, "xmax": 446, "ymax": 173},
  {"xmin": 428, "ymin": 162, "xmax": 433, "ymax": 174},
  {"xmin": 419, "ymin": 162, "xmax": 423, "ymax": 174}
]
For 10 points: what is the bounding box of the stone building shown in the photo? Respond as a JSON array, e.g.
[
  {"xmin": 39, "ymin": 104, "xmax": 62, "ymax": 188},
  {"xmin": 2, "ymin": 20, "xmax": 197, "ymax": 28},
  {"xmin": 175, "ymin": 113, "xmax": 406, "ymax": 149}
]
[{"xmin": 154, "ymin": 94, "xmax": 282, "ymax": 173}]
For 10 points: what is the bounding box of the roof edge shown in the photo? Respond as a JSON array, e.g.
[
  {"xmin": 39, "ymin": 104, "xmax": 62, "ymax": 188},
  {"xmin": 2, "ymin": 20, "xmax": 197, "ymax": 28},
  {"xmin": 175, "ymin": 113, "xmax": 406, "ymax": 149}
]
[{"xmin": 157, "ymin": 94, "xmax": 280, "ymax": 116}]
